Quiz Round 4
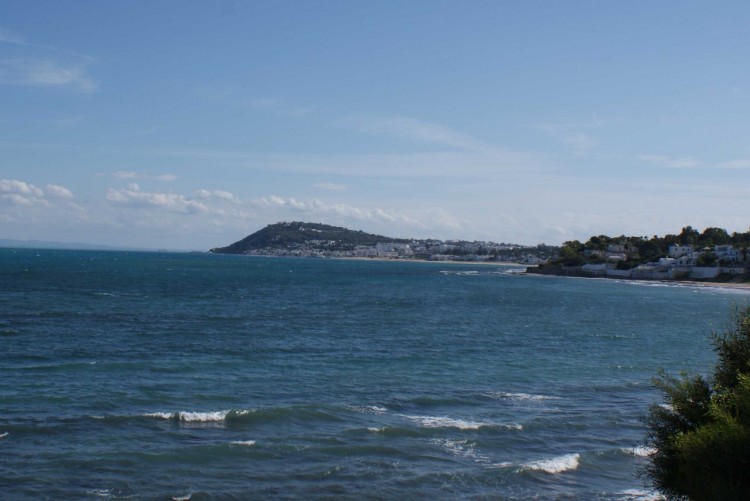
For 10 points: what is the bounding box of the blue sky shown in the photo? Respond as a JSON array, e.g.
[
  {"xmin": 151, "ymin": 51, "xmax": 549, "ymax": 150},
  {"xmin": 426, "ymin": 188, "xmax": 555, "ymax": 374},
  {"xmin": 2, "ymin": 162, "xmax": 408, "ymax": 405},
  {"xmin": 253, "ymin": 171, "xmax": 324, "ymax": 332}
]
[{"xmin": 1, "ymin": 1, "xmax": 749, "ymax": 250}]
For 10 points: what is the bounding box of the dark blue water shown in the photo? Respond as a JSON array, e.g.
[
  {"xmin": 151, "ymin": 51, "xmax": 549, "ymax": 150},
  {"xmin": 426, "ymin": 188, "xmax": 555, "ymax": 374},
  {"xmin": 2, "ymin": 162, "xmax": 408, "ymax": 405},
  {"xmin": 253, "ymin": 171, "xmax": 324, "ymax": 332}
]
[{"xmin": 1, "ymin": 249, "xmax": 746, "ymax": 499}]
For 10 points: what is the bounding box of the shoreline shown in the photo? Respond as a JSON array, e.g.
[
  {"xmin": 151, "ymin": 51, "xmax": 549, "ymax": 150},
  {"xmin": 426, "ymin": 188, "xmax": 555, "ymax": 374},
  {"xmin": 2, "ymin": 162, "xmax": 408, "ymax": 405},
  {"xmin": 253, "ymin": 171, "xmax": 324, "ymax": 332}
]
[
  {"xmin": 333, "ymin": 256, "xmax": 523, "ymax": 266},
  {"xmin": 523, "ymin": 269, "xmax": 750, "ymax": 292}
]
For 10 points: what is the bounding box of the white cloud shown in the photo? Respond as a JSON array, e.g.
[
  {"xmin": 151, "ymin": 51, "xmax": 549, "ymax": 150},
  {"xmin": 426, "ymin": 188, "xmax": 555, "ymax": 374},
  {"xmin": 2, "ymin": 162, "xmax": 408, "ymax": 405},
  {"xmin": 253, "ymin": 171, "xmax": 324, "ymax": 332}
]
[
  {"xmin": 251, "ymin": 195, "xmax": 422, "ymax": 227},
  {"xmin": 45, "ymin": 184, "xmax": 74, "ymax": 199},
  {"xmin": 195, "ymin": 189, "xmax": 236, "ymax": 201},
  {"xmin": 106, "ymin": 185, "xmax": 209, "ymax": 214},
  {"xmin": 0, "ymin": 59, "xmax": 96, "ymax": 92},
  {"xmin": 0, "ymin": 179, "xmax": 75, "ymax": 206},
  {"xmin": 0, "ymin": 178, "xmax": 44, "ymax": 197}
]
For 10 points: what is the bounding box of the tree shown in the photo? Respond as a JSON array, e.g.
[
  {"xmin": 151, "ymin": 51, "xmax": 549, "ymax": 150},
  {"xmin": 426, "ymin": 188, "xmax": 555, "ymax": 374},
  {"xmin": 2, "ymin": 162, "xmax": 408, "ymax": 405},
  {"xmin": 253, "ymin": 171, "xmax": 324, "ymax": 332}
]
[
  {"xmin": 696, "ymin": 252, "xmax": 717, "ymax": 267},
  {"xmin": 557, "ymin": 240, "xmax": 584, "ymax": 266},
  {"xmin": 644, "ymin": 305, "xmax": 750, "ymax": 499},
  {"xmin": 679, "ymin": 226, "xmax": 700, "ymax": 246}
]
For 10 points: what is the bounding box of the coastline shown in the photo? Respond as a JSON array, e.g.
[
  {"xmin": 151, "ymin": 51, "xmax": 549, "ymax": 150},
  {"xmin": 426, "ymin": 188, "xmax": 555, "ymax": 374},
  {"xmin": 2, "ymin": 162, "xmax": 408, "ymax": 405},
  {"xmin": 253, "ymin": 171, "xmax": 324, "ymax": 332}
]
[
  {"xmin": 673, "ymin": 280, "xmax": 750, "ymax": 291},
  {"xmin": 326, "ymin": 256, "xmax": 523, "ymax": 267},
  {"xmin": 523, "ymin": 268, "xmax": 750, "ymax": 292}
]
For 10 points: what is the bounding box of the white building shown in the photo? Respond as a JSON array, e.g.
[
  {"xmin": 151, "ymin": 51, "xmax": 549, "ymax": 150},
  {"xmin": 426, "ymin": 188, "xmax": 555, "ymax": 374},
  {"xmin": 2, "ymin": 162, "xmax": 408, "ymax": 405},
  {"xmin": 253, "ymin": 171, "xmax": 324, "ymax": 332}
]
[
  {"xmin": 668, "ymin": 244, "xmax": 694, "ymax": 258},
  {"xmin": 715, "ymin": 245, "xmax": 740, "ymax": 263}
]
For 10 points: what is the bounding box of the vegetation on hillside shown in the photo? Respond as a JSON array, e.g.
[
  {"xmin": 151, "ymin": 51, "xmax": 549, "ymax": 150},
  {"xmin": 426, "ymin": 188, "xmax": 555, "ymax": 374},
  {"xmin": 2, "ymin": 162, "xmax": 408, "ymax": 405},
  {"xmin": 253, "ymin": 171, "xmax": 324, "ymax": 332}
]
[
  {"xmin": 552, "ymin": 226, "xmax": 750, "ymax": 268},
  {"xmin": 210, "ymin": 222, "xmax": 408, "ymax": 254},
  {"xmin": 644, "ymin": 305, "xmax": 750, "ymax": 499}
]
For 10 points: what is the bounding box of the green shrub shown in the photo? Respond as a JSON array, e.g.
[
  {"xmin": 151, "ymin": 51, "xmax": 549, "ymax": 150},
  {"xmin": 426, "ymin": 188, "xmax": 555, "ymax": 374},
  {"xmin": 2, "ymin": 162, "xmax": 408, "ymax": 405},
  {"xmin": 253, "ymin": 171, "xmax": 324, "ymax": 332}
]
[{"xmin": 644, "ymin": 305, "xmax": 750, "ymax": 500}]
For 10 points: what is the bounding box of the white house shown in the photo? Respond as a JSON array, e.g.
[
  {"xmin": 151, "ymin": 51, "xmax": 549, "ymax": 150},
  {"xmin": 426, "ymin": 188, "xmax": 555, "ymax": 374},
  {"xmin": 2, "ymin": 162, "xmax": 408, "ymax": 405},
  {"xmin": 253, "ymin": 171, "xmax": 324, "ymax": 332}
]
[
  {"xmin": 668, "ymin": 244, "xmax": 694, "ymax": 258},
  {"xmin": 715, "ymin": 245, "xmax": 740, "ymax": 263}
]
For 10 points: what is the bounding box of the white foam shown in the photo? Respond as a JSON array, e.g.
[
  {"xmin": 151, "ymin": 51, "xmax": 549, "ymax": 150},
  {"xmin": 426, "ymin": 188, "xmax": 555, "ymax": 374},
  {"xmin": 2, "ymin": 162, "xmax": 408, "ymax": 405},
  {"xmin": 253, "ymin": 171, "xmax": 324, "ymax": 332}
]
[
  {"xmin": 487, "ymin": 391, "xmax": 560, "ymax": 402},
  {"xmin": 431, "ymin": 438, "xmax": 490, "ymax": 464},
  {"xmin": 367, "ymin": 427, "xmax": 385, "ymax": 433},
  {"xmin": 230, "ymin": 440, "xmax": 256, "ymax": 447},
  {"xmin": 0, "ymin": 432, "xmax": 8, "ymax": 439},
  {"xmin": 177, "ymin": 410, "xmax": 230, "ymax": 422},
  {"xmin": 617, "ymin": 489, "xmax": 663, "ymax": 500},
  {"xmin": 88, "ymin": 489, "xmax": 110, "ymax": 497},
  {"xmin": 523, "ymin": 453, "xmax": 580, "ymax": 473},
  {"xmin": 349, "ymin": 405, "xmax": 387, "ymax": 414},
  {"xmin": 402, "ymin": 414, "xmax": 486, "ymax": 429},
  {"xmin": 171, "ymin": 495, "xmax": 191, "ymax": 501},
  {"xmin": 145, "ymin": 410, "xmax": 247, "ymax": 422},
  {"xmin": 625, "ymin": 446, "xmax": 656, "ymax": 457},
  {"xmin": 401, "ymin": 414, "xmax": 521, "ymax": 430}
]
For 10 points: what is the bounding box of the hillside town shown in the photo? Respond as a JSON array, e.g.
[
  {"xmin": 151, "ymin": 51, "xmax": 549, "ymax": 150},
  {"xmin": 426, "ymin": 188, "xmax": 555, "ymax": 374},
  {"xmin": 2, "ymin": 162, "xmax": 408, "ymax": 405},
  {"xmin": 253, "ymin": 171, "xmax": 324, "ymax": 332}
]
[
  {"xmin": 570, "ymin": 242, "xmax": 745, "ymax": 280},
  {"xmin": 235, "ymin": 238, "xmax": 557, "ymax": 264},
  {"xmin": 528, "ymin": 225, "xmax": 750, "ymax": 282}
]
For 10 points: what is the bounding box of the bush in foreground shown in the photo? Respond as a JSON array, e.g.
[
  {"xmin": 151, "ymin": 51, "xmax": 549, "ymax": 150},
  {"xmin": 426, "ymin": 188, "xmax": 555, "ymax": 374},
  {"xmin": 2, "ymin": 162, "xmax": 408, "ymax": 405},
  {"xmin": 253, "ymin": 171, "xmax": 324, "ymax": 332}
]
[{"xmin": 644, "ymin": 305, "xmax": 750, "ymax": 499}]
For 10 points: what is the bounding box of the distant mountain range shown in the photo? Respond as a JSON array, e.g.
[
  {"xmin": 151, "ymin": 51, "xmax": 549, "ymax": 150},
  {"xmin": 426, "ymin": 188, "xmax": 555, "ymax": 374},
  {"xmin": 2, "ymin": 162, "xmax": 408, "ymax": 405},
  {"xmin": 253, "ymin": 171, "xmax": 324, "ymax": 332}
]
[{"xmin": 210, "ymin": 222, "xmax": 409, "ymax": 254}]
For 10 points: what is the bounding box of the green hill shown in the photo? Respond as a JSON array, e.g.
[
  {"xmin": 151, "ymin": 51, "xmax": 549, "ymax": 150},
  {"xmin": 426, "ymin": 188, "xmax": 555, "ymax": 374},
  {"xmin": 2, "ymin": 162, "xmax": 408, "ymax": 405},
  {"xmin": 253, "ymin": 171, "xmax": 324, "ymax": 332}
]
[{"xmin": 210, "ymin": 222, "xmax": 409, "ymax": 254}]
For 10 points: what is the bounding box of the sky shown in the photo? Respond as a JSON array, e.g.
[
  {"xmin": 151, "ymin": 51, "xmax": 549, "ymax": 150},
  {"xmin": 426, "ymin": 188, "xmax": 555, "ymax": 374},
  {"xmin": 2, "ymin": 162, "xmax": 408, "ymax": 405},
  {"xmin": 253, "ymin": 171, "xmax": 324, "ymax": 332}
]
[{"xmin": 1, "ymin": 1, "xmax": 749, "ymax": 250}]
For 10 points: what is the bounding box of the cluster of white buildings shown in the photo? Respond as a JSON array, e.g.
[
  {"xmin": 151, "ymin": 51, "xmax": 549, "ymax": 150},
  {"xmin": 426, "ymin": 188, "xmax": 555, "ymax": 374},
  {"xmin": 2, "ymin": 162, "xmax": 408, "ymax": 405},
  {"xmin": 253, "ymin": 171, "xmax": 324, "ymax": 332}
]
[
  {"xmin": 581, "ymin": 243, "xmax": 747, "ymax": 280},
  {"xmin": 247, "ymin": 238, "xmax": 552, "ymax": 263}
]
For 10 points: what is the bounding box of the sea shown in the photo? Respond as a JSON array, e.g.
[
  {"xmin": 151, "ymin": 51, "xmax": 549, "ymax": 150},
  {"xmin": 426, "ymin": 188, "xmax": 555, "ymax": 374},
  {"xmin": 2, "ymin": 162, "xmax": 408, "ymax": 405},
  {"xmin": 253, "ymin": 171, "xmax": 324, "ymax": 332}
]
[{"xmin": 1, "ymin": 248, "xmax": 748, "ymax": 500}]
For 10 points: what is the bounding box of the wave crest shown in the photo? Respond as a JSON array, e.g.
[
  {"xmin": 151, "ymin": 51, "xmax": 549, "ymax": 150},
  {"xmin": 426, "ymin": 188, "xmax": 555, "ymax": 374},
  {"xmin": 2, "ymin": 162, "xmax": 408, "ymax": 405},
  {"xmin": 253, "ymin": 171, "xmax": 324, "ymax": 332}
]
[
  {"xmin": 144, "ymin": 410, "xmax": 250, "ymax": 422},
  {"xmin": 524, "ymin": 453, "xmax": 580, "ymax": 473},
  {"xmin": 401, "ymin": 414, "xmax": 521, "ymax": 431}
]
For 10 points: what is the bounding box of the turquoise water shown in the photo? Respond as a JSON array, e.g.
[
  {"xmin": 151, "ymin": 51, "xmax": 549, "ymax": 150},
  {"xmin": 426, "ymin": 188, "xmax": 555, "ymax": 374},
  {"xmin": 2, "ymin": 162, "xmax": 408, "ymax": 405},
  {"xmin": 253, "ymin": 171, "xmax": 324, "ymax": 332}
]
[{"xmin": 1, "ymin": 249, "xmax": 746, "ymax": 499}]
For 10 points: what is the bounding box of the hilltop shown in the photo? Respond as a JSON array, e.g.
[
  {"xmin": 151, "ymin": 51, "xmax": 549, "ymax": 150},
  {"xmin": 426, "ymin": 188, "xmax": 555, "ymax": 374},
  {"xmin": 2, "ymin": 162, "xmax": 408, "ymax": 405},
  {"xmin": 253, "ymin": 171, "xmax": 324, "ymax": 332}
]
[
  {"xmin": 210, "ymin": 222, "xmax": 557, "ymax": 263},
  {"xmin": 210, "ymin": 222, "xmax": 409, "ymax": 255}
]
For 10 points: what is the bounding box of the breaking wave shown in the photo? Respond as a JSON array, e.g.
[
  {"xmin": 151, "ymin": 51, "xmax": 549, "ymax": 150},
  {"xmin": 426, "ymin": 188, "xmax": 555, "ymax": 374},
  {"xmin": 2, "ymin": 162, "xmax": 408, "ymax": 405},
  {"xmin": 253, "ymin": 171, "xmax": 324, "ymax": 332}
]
[
  {"xmin": 400, "ymin": 414, "xmax": 522, "ymax": 431},
  {"xmin": 496, "ymin": 453, "xmax": 580, "ymax": 474},
  {"xmin": 524, "ymin": 453, "xmax": 580, "ymax": 473},
  {"xmin": 144, "ymin": 410, "xmax": 248, "ymax": 422},
  {"xmin": 229, "ymin": 440, "xmax": 256, "ymax": 447},
  {"xmin": 625, "ymin": 446, "xmax": 656, "ymax": 457},
  {"xmin": 485, "ymin": 391, "xmax": 560, "ymax": 402}
]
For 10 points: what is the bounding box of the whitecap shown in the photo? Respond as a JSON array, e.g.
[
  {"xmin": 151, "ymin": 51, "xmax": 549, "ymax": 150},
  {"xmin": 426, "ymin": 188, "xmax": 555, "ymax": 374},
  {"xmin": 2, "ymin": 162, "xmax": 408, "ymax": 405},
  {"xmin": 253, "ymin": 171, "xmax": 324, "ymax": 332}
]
[
  {"xmin": 402, "ymin": 414, "xmax": 487, "ymax": 429},
  {"xmin": 88, "ymin": 489, "xmax": 113, "ymax": 497},
  {"xmin": 144, "ymin": 412, "xmax": 177, "ymax": 420},
  {"xmin": 230, "ymin": 440, "xmax": 256, "ymax": 447},
  {"xmin": 367, "ymin": 427, "xmax": 385, "ymax": 433},
  {"xmin": 431, "ymin": 438, "xmax": 490, "ymax": 464},
  {"xmin": 401, "ymin": 414, "xmax": 521, "ymax": 430},
  {"xmin": 523, "ymin": 453, "xmax": 580, "ymax": 473},
  {"xmin": 349, "ymin": 405, "xmax": 387, "ymax": 414},
  {"xmin": 617, "ymin": 488, "xmax": 663, "ymax": 500},
  {"xmin": 177, "ymin": 410, "xmax": 231, "ymax": 422},
  {"xmin": 625, "ymin": 446, "xmax": 656, "ymax": 457},
  {"xmin": 0, "ymin": 432, "xmax": 8, "ymax": 439},
  {"xmin": 144, "ymin": 410, "xmax": 240, "ymax": 422},
  {"xmin": 486, "ymin": 391, "xmax": 560, "ymax": 402}
]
